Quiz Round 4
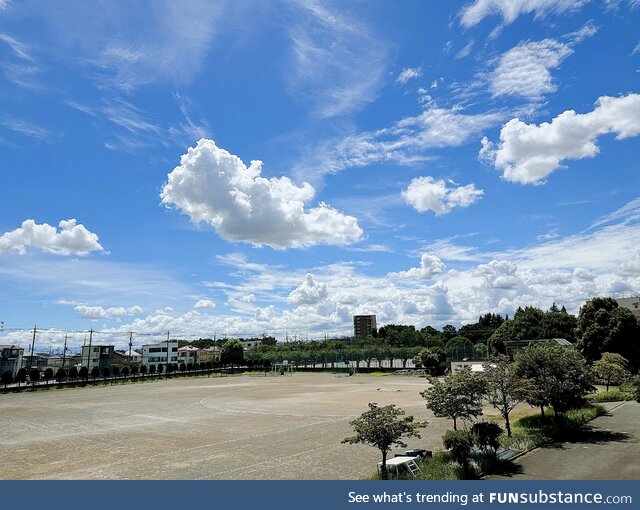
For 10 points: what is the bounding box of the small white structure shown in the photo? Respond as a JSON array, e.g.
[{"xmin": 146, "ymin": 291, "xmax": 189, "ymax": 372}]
[
  {"xmin": 450, "ymin": 360, "xmax": 486, "ymax": 373},
  {"xmin": 377, "ymin": 456, "xmax": 421, "ymax": 478}
]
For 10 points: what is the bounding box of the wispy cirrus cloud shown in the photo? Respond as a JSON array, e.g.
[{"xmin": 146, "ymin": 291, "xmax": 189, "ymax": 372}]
[
  {"xmin": 286, "ymin": 0, "xmax": 389, "ymax": 118},
  {"xmin": 459, "ymin": 0, "xmax": 590, "ymax": 28}
]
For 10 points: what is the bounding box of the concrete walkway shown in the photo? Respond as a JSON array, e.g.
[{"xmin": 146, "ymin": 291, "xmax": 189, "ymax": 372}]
[{"xmin": 488, "ymin": 401, "xmax": 640, "ymax": 480}]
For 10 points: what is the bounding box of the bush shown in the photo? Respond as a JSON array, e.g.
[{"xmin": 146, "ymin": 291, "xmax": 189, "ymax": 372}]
[
  {"xmin": 44, "ymin": 367, "xmax": 54, "ymax": 384},
  {"xmin": 79, "ymin": 366, "xmax": 88, "ymax": 380},
  {"xmin": 442, "ymin": 430, "xmax": 473, "ymax": 477},
  {"xmin": 16, "ymin": 368, "xmax": 27, "ymax": 385},
  {"xmin": 102, "ymin": 367, "xmax": 110, "ymax": 379},
  {"xmin": 69, "ymin": 366, "xmax": 79, "ymax": 380},
  {"xmin": 415, "ymin": 452, "xmax": 465, "ymax": 480},
  {"xmin": 29, "ymin": 367, "xmax": 41, "ymax": 384},
  {"xmin": 471, "ymin": 422, "xmax": 503, "ymax": 454},
  {"xmin": 55, "ymin": 368, "xmax": 66, "ymax": 383},
  {"xmin": 587, "ymin": 390, "xmax": 633, "ymax": 403},
  {"xmin": 1, "ymin": 370, "xmax": 13, "ymax": 388},
  {"xmin": 91, "ymin": 366, "xmax": 100, "ymax": 381},
  {"xmin": 121, "ymin": 366, "xmax": 130, "ymax": 377},
  {"xmin": 501, "ymin": 405, "xmax": 606, "ymax": 452}
]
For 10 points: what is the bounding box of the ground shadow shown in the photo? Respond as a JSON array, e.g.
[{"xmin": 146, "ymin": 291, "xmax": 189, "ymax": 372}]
[{"xmin": 543, "ymin": 424, "xmax": 632, "ymax": 449}]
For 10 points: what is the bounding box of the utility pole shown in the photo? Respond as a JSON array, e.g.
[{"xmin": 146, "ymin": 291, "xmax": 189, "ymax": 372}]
[
  {"xmin": 28, "ymin": 325, "xmax": 37, "ymax": 371},
  {"xmin": 128, "ymin": 332, "xmax": 133, "ymax": 370},
  {"xmin": 166, "ymin": 330, "xmax": 170, "ymax": 377},
  {"xmin": 62, "ymin": 335, "xmax": 68, "ymax": 368},
  {"xmin": 86, "ymin": 328, "xmax": 93, "ymax": 381}
]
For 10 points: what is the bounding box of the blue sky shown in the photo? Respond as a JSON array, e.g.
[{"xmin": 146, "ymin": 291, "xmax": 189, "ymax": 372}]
[{"xmin": 1, "ymin": 0, "xmax": 639, "ymax": 351}]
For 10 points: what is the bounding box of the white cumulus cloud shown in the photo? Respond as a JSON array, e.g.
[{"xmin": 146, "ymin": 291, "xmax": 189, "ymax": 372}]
[
  {"xmin": 74, "ymin": 305, "xmax": 142, "ymax": 320},
  {"xmin": 460, "ymin": 0, "xmax": 589, "ymax": 27},
  {"xmin": 194, "ymin": 299, "xmax": 215, "ymax": 309},
  {"xmin": 288, "ymin": 273, "xmax": 329, "ymax": 305},
  {"xmin": 0, "ymin": 219, "xmax": 103, "ymax": 256},
  {"xmin": 161, "ymin": 139, "xmax": 363, "ymax": 248},
  {"xmin": 480, "ymin": 93, "xmax": 640, "ymax": 184},
  {"xmin": 402, "ymin": 176, "xmax": 484, "ymax": 215},
  {"xmin": 396, "ymin": 67, "xmax": 422, "ymax": 84},
  {"xmin": 388, "ymin": 253, "xmax": 445, "ymax": 280}
]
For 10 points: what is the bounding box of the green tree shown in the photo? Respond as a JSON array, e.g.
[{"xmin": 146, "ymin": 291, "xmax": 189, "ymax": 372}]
[
  {"xmin": 112, "ymin": 366, "xmax": 120, "ymax": 378},
  {"xmin": 44, "ymin": 367, "xmax": 54, "ymax": 386},
  {"xmin": 421, "ymin": 366, "xmax": 487, "ymax": 430},
  {"xmin": 221, "ymin": 339, "xmax": 244, "ymax": 367},
  {"xmin": 1, "ymin": 370, "xmax": 13, "ymax": 388},
  {"xmin": 575, "ymin": 298, "xmax": 640, "ymax": 368},
  {"xmin": 483, "ymin": 355, "xmax": 528, "ymax": 436},
  {"xmin": 79, "ymin": 366, "xmax": 88, "ymax": 380},
  {"xmin": 91, "ymin": 366, "xmax": 100, "ymax": 381},
  {"xmin": 342, "ymin": 403, "xmax": 425, "ymax": 480},
  {"xmin": 515, "ymin": 345, "xmax": 594, "ymax": 417},
  {"xmin": 102, "ymin": 366, "xmax": 110, "ymax": 379},
  {"xmin": 412, "ymin": 347, "xmax": 445, "ymax": 373},
  {"xmin": 69, "ymin": 366, "xmax": 79, "ymax": 381},
  {"xmin": 593, "ymin": 353, "xmax": 629, "ymax": 392},
  {"xmin": 121, "ymin": 366, "xmax": 130, "ymax": 377}
]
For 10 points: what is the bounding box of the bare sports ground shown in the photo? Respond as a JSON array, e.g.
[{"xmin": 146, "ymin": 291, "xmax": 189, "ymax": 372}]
[{"xmin": 0, "ymin": 372, "xmax": 461, "ymax": 480}]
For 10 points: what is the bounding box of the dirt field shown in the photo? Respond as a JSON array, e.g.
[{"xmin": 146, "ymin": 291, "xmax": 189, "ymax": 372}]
[{"xmin": 0, "ymin": 373, "xmax": 497, "ymax": 480}]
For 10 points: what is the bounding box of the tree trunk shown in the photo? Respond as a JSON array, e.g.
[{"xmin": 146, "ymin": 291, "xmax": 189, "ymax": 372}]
[
  {"xmin": 504, "ymin": 413, "xmax": 512, "ymax": 437},
  {"xmin": 453, "ymin": 417, "xmax": 457, "ymax": 430},
  {"xmin": 540, "ymin": 405, "xmax": 545, "ymax": 418},
  {"xmin": 380, "ymin": 450, "xmax": 388, "ymax": 480}
]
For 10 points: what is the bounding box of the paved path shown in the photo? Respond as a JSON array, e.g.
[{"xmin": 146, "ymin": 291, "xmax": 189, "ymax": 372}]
[{"xmin": 489, "ymin": 401, "xmax": 640, "ymax": 480}]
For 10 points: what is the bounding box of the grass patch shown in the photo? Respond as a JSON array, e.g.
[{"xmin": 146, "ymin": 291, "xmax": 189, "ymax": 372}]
[
  {"xmin": 587, "ymin": 388, "xmax": 634, "ymax": 403},
  {"xmin": 501, "ymin": 404, "xmax": 607, "ymax": 451}
]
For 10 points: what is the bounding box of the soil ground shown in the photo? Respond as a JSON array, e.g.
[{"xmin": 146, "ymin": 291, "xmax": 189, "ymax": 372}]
[{"xmin": 0, "ymin": 372, "xmax": 527, "ymax": 480}]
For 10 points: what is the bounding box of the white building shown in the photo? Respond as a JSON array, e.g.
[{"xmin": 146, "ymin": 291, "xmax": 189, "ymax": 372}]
[
  {"xmin": 241, "ymin": 339, "xmax": 262, "ymax": 350},
  {"xmin": 142, "ymin": 341, "xmax": 178, "ymax": 368}
]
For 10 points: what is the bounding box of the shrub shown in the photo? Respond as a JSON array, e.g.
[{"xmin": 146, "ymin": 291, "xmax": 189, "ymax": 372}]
[
  {"xmin": 44, "ymin": 367, "xmax": 54, "ymax": 384},
  {"xmin": 121, "ymin": 366, "xmax": 130, "ymax": 377},
  {"xmin": 79, "ymin": 366, "xmax": 88, "ymax": 380},
  {"xmin": 102, "ymin": 367, "xmax": 110, "ymax": 379},
  {"xmin": 90, "ymin": 366, "xmax": 100, "ymax": 381},
  {"xmin": 55, "ymin": 368, "xmax": 66, "ymax": 383},
  {"xmin": 29, "ymin": 367, "xmax": 41, "ymax": 385},
  {"xmin": 69, "ymin": 366, "xmax": 79, "ymax": 380},
  {"xmin": 471, "ymin": 422, "xmax": 503, "ymax": 454},
  {"xmin": 1, "ymin": 370, "xmax": 13, "ymax": 388},
  {"xmin": 442, "ymin": 430, "xmax": 473, "ymax": 477},
  {"xmin": 149, "ymin": 364, "xmax": 156, "ymax": 374},
  {"xmin": 16, "ymin": 368, "xmax": 27, "ymax": 385}
]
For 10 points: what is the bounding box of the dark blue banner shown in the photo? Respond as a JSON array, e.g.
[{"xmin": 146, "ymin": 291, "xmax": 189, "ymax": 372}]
[{"xmin": 0, "ymin": 480, "xmax": 637, "ymax": 510}]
